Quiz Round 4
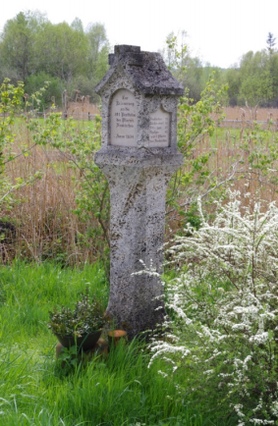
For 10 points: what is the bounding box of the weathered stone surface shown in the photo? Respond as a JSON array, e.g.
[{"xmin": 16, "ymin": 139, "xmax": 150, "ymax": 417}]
[
  {"xmin": 95, "ymin": 45, "xmax": 183, "ymax": 338},
  {"xmin": 95, "ymin": 45, "xmax": 183, "ymax": 152},
  {"xmin": 96, "ymin": 151, "xmax": 182, "ymax": 337},
  {"xmin": 97, "ymin": 44, "xmax": 184, "ymax": 96}
]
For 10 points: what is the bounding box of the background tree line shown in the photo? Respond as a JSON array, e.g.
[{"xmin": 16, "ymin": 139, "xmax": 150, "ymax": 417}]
[
  {"xmin": 0, "ymin": 11, "xmax": 277, "ymax": 109},
  {"xmin": 224, "ymin": 33, "xmax": 278, "ymax": 107},
  {"xmin": 0, "ymin": 11, "xmax": 110, "ymax": 109},
  {"xmin": 162, "ymin": 31, "xmax": 278, "ymax": 108}
]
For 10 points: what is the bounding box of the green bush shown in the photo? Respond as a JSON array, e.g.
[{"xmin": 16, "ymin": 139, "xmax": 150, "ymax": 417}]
[
  {"xmin": 149, "ymin": 191, "xmax": 278, "ymax": 424},
  {"xmin": 25, "ymin": 72, "xmax": 62, "ymax": 109},
  {"xmin": 48, "ymin": 290, "xmax": 105, "ymax": 337}
]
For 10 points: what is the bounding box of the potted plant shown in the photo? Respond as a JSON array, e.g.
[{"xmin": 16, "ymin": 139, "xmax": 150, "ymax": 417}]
[{"xmin": 48, "ymin": 291, "xmax": 105, "ymax": 351}]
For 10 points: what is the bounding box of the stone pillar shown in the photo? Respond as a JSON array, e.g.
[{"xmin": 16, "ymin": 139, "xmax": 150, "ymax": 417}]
[
  {"xmin": 96, "ymin": 150, "xmax": 182, "ymax": 336},
  {"xmin": 94, "ymin": 45, "xmax": 184, "ymax": 338}
]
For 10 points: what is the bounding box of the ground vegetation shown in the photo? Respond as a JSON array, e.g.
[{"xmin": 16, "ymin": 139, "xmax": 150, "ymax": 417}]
[{"xmin": 1, "ymin": 17, "xmax": 278, "ymax": 425}]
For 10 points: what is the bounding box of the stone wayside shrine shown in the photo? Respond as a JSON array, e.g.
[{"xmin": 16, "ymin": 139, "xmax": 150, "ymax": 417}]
[{"xmin": 95, "ymin": 45, "xmax": 184, "ymax": 338}]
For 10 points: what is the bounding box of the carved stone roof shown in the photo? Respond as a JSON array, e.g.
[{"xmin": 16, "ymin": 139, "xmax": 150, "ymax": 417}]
[{"xmin": 95, "ymin": 45, "xmax": 184, "ymax": 96}]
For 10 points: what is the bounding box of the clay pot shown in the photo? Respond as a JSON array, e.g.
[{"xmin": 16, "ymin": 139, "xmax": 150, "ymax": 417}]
[
  {"xmin": 108, "ymin": 330, "xmax": 127, "ymax": 347},
  {"xmin": 56, "ymin": 330, "xmax": 102, "ymax": 351}
]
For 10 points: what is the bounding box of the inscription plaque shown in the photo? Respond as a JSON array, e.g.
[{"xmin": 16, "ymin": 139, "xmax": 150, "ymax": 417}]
[
  {"xmin": 149, "ymin": 107, "xmax": 170, "ymax": 147},
  {"xmin": 110, "ymin": 89, "xmax": 137, "ymax": 146}
]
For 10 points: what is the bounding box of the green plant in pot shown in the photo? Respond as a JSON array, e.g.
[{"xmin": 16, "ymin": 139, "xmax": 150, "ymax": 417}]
[{"xmin": 48, "ymin": 291, "xmax": 105, "ymax": 351}]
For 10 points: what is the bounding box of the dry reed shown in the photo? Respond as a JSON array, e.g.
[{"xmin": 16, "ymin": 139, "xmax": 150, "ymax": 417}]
[
  {"xmin": 1, "ymin": 118, "xmax": 278, "ymax": 265},
  {"xmin": 1, "ymin": 120, "xmax": 100, "ymax": 265},
  {"xmin": 190, "ymin": 125, "xmax": 278, "ymax": 206}
]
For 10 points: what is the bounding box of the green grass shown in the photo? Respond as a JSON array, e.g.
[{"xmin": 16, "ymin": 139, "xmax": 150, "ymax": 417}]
[{"xmin": 0, "ymin": 261, "xmax": 234, "ymax": 426}]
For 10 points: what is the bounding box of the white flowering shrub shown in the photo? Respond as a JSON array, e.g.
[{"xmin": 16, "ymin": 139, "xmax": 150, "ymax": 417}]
[{"xmin": 149, "ymin": 192, "xmax": 278, "ymax": 425}]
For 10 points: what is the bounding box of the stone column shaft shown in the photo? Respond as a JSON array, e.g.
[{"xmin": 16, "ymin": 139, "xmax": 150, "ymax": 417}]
[{"xmin": 95, "ymin": 149, "xmax": 182, "ymax": 337}]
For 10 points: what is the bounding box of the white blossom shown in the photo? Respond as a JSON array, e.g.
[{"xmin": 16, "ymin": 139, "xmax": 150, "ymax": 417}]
[{"xmin": 148, "ymin": 191, "xmax": 278, "ymax": 423}]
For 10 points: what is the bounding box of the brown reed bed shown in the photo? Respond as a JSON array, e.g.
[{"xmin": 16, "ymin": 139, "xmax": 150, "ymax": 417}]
[
  {"xmin": 2, "ymin": 119, "xmax": 278, "ymax": 265},
  {"xmin": 1, "ymin": 120, "xmax": 101, "ymax": 265},
  {"xmin": 190, "ymin": 125, "xmax": 278, "ymax": 206},
  {"xmin": 222, "ymin": 106, "xmax": 278, "ymax": 122}
]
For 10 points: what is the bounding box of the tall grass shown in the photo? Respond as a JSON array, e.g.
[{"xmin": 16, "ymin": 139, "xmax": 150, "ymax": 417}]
[
  {"xmin": 188, "ymin": 125, "xmax": 278, "ymax": 206},
  {"xmin": 2, "ymin": 119, "xmax": 100, "ymax": 265},
  {"xmin": 0, "ymin": 261, "xmax": 231, "ymax": 426}
]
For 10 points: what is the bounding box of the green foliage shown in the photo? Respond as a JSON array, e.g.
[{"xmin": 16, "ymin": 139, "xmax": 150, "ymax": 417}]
[
  {"xmin": 0, "ymin": 79, "xmax": 31, "ymax": 206},
  {"xmin": 0, "ymin": 260, "xmax": 108, "ymax": 335},
  {"xmin": 150, "ymin": 192, "xmax": 278, "ymax": 423},
  {"xmin": 166, "ymin": 71, "xmax": 228, "ymax": 231},
  {"xmin": 266, "ymin": 32, "xmax": 276, "ymax": 55},
  {"xmin": 0, "ymin": 11, "xmax": 109, "ymax": 100},
  {"xmin": 159, "ymin": 30, "xmax": 278, "ymax": 107},
  {"xmin": 68, "ymin": 74, "xmax": 100, "ymax": 104},
  {"xmin": 33, "ymin": 22, "xmax": 88, "ymax": 87},
  {"xmin": 222, "ymin": 43, "xmax": 278, "ymax": 107},
  {"xmin": 0, "ymin": 11, "xmax": 47, "ymax": 81},
  {"xmin": 70, "ymin": 17, "xmax": 84, "ymax": 33},
  {"xmin": 2, "ymin": 13, "xmax": 278, "ymax": 108},
  {"xmin": 223, "ymin": 66, "xmax": 241, "ymax": 106},
  {"xmin": 164, "ymin": 32, "xmax": 188, "ymax": 75},
  {"xmin": 32, "ymin": 112, "xmax": 110, "ymax": 263},
  {"xmin": 48, "ymin": 290, "xmax": 105, "ymax": 337},
  {"xmin": 163, "ymin": 32, "xmax": 201, "ymax": 102},
  {"xmin": 0, "ymin": 79, "xmax": 24, "ymax": 154},
  {"xmin": 178, "ymin": 74, "xmax": 227, "ymax": 151},
  {"xmin": 25, "ymin": 72, "xmax": 62, "ymax": 108},
  {"xmin": 239, "ymin": 50, "xmax": 274, "ymax": 106},
  {"xmin": 0, "ymin": 80, "xmax": 108, "ymax": 263},
  {"xmin": 163, "ymin": 32, "xmax": 223, "ymax": 103},
  {"xmin": 236, "ymin": 122, "xmax": 278, "ymax": 191},
  {"xmin": 0, "ymin": 260, "xmax": 221, "ymax": 426},
  {"xmin": 86, "ymin": 22, "xmax": 110, "ymax": 82},
  {"xmin": 162, "ymin": 33, "xmax": 229, "ymax": 234}
]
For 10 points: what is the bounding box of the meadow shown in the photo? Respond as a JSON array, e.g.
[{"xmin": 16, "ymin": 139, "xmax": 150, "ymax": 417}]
[
  {"xmin": 0, "ymin": 261, "xmax": 233, "ymax": 426},
  {"xmin": 2, "ymin": 108, "xmax": 278, "ymax": 424}
]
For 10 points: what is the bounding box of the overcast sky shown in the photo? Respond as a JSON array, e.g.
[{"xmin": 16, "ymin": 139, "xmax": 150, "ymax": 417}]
[{"xmin": 1, "ymin": 0, "xmax": 277, "ymax": 68}]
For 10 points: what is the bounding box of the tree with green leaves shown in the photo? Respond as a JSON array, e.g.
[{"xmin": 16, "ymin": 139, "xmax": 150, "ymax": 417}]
[
  {"xmin": 0, "ymin": 11, "xmax": 110, "ymax": 105},
  {"xmin": 70, "ymin": 17, "xmax": 84, "ymax": 33},
  {"xmin": 162, "ymin": 32, "xmax": 222, "ymax": 103},
  {"xmin": 0, "ymin": 11, "xmax": 47, "ymax": 81},
  {"xmin": 239, "ymin": 50, "xmax": 274, "ymax": 106},
  {"xmin": 266, "ymin": 32, "xmax": 276, "ymax": 55},
  {"xmin": 222, "ymin": 66, "xmax": 241, "ymax": 106},
  {"xmin": 86, "ymin": 22, "xmax": 110, "ymax": 83},
  {"xmin": 24, "ymin": 72, "xmax": 62, "ymax": 109},
  {"xmin": 35, "ymin": 22, "xmax": 89, "ymax": 86}
]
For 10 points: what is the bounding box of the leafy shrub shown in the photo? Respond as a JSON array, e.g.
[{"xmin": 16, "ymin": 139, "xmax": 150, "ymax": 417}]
[
  {"xmin": 25, "ymin": 72, "xmax": 62, "ymax": 109},
  {"xmin": 48, "ymin": 290, "xmax": 105, "ymax": 337},
  {"xmin": 149, "ymin": 191, "xmax": 278, "ymax": 424}
]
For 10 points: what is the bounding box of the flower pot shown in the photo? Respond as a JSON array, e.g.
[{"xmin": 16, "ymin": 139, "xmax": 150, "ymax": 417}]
[
  {"xmin": 56, "ymin": 330, "xmax": 102, "ymax": 351},
  {"xmin": 108, "ymin": 330, "xmax": 127, "ymax": 347}
]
